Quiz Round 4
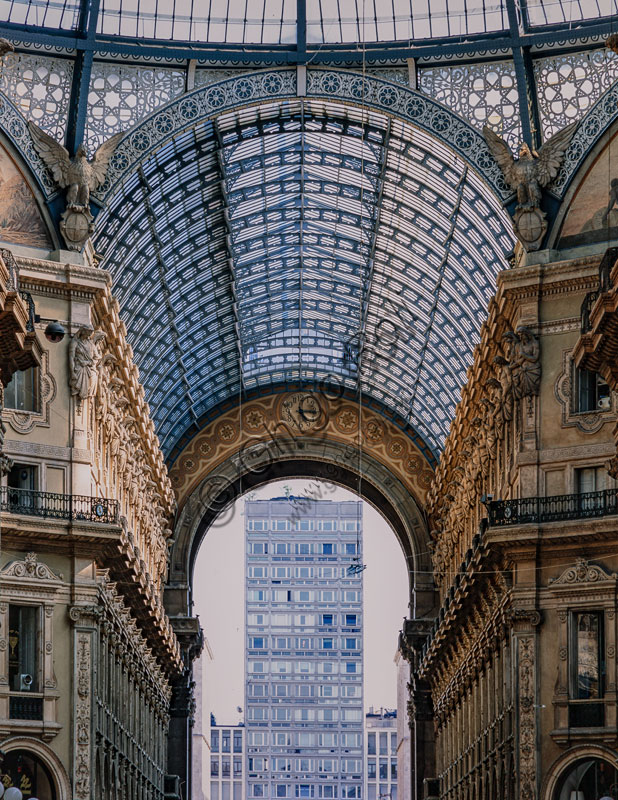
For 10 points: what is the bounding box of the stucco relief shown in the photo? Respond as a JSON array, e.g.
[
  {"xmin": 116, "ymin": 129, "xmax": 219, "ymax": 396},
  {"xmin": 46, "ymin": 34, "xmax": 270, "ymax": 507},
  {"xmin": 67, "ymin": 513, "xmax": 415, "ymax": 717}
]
[
  {"xmin": 555, "ymin": 348, "xmax": 617, "ymax": 433},
  {"xmin": 0, "ymin": 142, "xmax": 51, "ymax": 248},
  {"xmin": 3, "ymin": 348, "xmax": 56, "ymax": 434},
  {"xmin": 168, "ymin": 393, "xmax": 435, "ymax": 511}
]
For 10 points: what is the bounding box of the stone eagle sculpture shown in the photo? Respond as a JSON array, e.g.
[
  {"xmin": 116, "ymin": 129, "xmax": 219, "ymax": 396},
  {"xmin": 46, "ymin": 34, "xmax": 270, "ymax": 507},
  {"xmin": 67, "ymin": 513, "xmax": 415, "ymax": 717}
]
[
  {"xmin": 27, "ymin": 121, "xmax": 123, "ymax": 208},
  {"xmin": 482, "ymin": 123, "xmax": 576, "ymax": 208}
]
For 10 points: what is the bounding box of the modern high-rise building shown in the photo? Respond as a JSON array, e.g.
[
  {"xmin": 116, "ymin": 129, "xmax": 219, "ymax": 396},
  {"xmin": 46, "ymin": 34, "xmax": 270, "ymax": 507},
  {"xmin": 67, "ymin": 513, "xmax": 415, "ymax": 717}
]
[
  {"xmin": 364, "ymin": 709, "xmax": 398, "ymax": 800},
  {"xmin": 245, "ymin": 498, "xmax": 364, "ymax": 800}
]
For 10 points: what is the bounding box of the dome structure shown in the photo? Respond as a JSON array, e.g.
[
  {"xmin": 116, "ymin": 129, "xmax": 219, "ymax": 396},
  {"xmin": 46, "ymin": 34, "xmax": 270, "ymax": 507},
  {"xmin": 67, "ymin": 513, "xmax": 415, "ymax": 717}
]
[{"xmin": 0, "ymin": 1, "xmax": 615, "ymax": 462}]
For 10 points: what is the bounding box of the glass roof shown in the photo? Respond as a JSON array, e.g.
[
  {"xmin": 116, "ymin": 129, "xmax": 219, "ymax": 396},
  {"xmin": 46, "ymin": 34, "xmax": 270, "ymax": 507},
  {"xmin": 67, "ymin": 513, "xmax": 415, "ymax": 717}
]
[
  {"xmin": 94, "ymin": 97, "xmax": 514, "ymax": 462},
  {"xmin": 0, "ymin": 0, "xmax": 613, "ymax": 45}
]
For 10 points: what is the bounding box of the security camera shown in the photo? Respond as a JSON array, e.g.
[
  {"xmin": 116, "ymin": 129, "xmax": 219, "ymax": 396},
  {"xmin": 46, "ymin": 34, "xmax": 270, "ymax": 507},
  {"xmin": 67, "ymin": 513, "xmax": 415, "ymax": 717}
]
[
  {"xmin": 44, "ymin": 320, "xmax": 65, "ymax": 343},
  {"xmin": 19, "ymin": 673, "xmax": 33, "ymax": 690}
]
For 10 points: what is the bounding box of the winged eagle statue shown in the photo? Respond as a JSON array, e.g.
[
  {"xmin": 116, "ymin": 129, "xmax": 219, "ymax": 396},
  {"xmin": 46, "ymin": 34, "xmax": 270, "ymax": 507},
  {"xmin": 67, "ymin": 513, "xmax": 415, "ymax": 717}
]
[
  {"xmin": 482, "ymin": 123, "xmax": 576, "ymax": 251},
  {"xmin": 28, "ymin": 121, "xmax": 123, "ymax": 208},
  {"xmin": 28, "ymin": 121, "xmax": 123, "ymax": 250}
]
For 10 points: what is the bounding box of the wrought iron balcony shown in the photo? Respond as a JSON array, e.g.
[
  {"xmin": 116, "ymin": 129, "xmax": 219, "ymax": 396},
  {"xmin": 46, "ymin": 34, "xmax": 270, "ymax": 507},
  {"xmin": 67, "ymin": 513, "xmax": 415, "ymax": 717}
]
[
  {"xmin": 9, "ymin": 694, "xmax": 43, "ymax": 720},
  {"xmin": 0, "ymin": 486, "xmax": 118, "ymax": 524},
  {"xmin": 488, "ymin": 489, "xmax": 618, "ymax": 527}
]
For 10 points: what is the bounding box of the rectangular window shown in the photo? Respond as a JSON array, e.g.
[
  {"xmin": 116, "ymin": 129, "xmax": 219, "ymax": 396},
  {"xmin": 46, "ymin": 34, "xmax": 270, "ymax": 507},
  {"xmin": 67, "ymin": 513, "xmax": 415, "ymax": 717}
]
[
  {"xmin": 273, "ymin": 519, "xmax": 291, "ymax": 530},
  {"xmin": 321, "ymin": 543, "xmax": 334, "ymax": 554},
  {"xmin": 368, "ymin": 761, "xmax": 376, "ymax": 779},
  {"xmin": 248, "ymin": 590, "xmax": 266, "ymax": 602},
  {"xmin": 368, "ymin": 734, "xmax": 376, "ymax": 755},
  {"xmin": 345, "ymin": 543, "xmax": 357, "ymax": 555},
  {"xmin": 296, "ymin": 543, "xmax": 311, "ymax": 554},
  {"xmin": 4, "ymin": 367, "xmax": 39, "ymax": 412},
  {"xmin": 379, "ymin": 760, "xmax": 388, "ymax": 780},
  {"xmin": 277, "ymin": 786, "xmax": 288, "ymax": 798},
  {"xmin": 248, "ymin": 519, "xmax": 268, "ymax": 530},
  {"xmin": 275, "ymin": 542, "xmax": 290, "ymax": 554},
  {"xmin": 344, "ymin": 638, "xmax": 358, "ymax": 650},
  {"xmin": 296, "ymin": 519, "xmax": 314, "ymax": 531},
  {"xmin": 234, "ymin": 758, "xmax": 242, "ymax": 774},
  {"xmin": 222, "ymin": 785, "xmax": 231, "ymax": 800},
  {"xmin": 8, "ymin": 605, "xmax": 39, "ymax": 692},
  {"xmin": 212, "ymin": 784, "xmax": 219, "ymax": 800},
  {"xmin": 222, "ymin": 758, "xmax": 231, "ymax": 777},
  {"xmin": 321, "ymin": 614, "xmax": 334, "ymax": 625},
  {"xmin": 222, "ymin": 731, "xmax": 231, "ymax": 752},
  {"xmin": 234, "ymin": 784, "xmax": 242, "ymax": 800},
  {"xmin": 390, "ymin": 733, "xmax": 397, "ymax": 754},
  {"xmin": 210, "ymin": 758, "xmax": 219, "ymax": 777},
  {"xmin": 321, "ymin": 638, "xmax": 334, "ymax": 650},
  {"xmin": 379, "ymin": 734, "xmax": 388, "ymax": 753},
  {"xmin": 248, "ymin": 542, "xmax": 267, "ymax": 554},
  {"xmin": 211, "ymin": 730, "xmax": 219, "ymax": 752},
  {"xmin": 576, "ymin": 368, "xmax": 610, "ymax": 413},
  {"xmin": 345, "ymin": 614, "xmax": 357, "ymax": 626},
  {"xmin": 571, "ymin": 611, "xmax": 603, "ymax": 699}
]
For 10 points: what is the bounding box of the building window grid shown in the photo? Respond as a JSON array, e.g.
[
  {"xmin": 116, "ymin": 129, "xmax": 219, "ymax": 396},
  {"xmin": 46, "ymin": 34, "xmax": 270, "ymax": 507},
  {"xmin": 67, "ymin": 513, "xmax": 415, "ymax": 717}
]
[{"xmin": 246, "ymin": 501, "xmax": 364, "ymax": 798}]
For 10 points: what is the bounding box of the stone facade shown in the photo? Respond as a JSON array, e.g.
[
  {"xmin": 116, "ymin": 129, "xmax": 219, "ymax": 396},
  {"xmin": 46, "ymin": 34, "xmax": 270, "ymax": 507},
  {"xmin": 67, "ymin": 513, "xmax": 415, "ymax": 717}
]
[{"xmin": 402, "ymin": 244, "xmax": 618, "ymax": 800}]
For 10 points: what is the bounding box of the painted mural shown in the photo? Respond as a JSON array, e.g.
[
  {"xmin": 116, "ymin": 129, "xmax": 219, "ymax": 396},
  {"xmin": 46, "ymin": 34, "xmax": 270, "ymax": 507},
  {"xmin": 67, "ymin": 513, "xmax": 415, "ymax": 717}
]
[
  {"xmin": 0, "ymin": 143, "xmax": 51, "ymax": 248},
  {"xmin": 559, "ymin": 131, "xmax": 618, "ymax": 248}
]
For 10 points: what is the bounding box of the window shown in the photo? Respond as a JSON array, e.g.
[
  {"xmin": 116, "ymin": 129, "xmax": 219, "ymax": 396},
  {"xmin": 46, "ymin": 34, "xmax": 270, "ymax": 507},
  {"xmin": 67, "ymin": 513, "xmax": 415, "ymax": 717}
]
[
  {"xmin": 273, "ymin": 519, "xmax": 291, "ymax": 530},
  {"xmin": 211, "ymin": 758, "xmax": 219, "ymax": 777},
  {"xmin": 296, "ymin": 543, "xmax": 311, "ymax": 554},
  {"xmin": 211, "ymin": 730, "xmax": 219, "ymax": 752},
  {"xmin": 321, "ymin": 543, "xmax": 334, "ymax": 554},
  {"xmin": 249, "ymin": 637, "xmax": 266, "ymax": 649},
  {"xmin": 7, "ymin": 464, "xmax": 38, "ymax": 510},
  {"xmin": 212, "ymin": 784, "xmax": 220, "ymax": 800},
  {"xmin": 248, "ymin": 566, "xmax": 267, "ymax": 578},
  {"xmin": 390, "ymin": 733, "xmax": 397, "ymax": 754},
  {"xmin": 576, "ymin": 368, "xmax": 610, "ymax": 412},
  {"xmin": 222, "ymin": 731, "xmax": 231, "ymax": 752},
  {"xmin": 344, "ymin": 637, "xmax": 359, "ymax": 650},
  {"xmin": 222, "ymin": 758, "xmax": 230, "ymax": 777},
  {"xmin": 576, "ymin": 467, "xmax": 612, "ymax": 512},
  {"xmin": 273, "ymin": 708, "xmax": 291, "ymax": 721},
  {"xmin": 345, "ymin": 614, "xmax": 357, "ymax": 626},
  {"xmin": 321, "ymin": 638, "xmax": 334, "ymax": 650},
  {"xmin": 276, "ymin": 786, "xmax": 288, "ymax": 798},
  {"xmin": 251, "ymin": 785, "xmax": 266, "ymax": 798},
  {"xmin": 368, "ymin": 761, "xmax": 376, "ymax": 779},
  {"xmin": 345, "ymin": 662, "xmax": 359, "ymax": 674},
  {"xmin": 379, "ymin": 733, "xmax": 388, "ymax": 753},
  {"xmin": 379, "ymin": 760, "xmax": 388, "ymax": 780},
  {"xmin": 296, "ymin": 519, "xmax": 314, "ymax": 530},
  {"xmin": 223, "ymin": 785, "xmax": 231, "ymax": 800},
  {"xmin": 248, "ymin": 590, "xmax": 266, "ymax": 601},
  {"xmin": 391, "ymin": 760, "xmax": 397, "ymax": 779},
  {"xmin": 368, "ymin": 734, "xmax": 376, "ymax": 755},
  {"xmin": 234, "ymin": 758, "xmax": 242, "ymax": 774},
  {"xmin": 4, "ymin": 367, "xmax": 39, "ymax": 412},
  {"xmin": 275, "ymin": 543, "xmax": 290, "ymax": 554},
  {"xmin": 321, "ymin": 614, "xmax": 334, "ymax": 625},
  {"xmin": 345, "ymin": 543, "xmax": 357, "ymax": 555},
  {"xmin": 234, "ymin": 784, "xmax": 242, "ymax": 800},
  {"xmin": 248, "ymin": 519, "xmax": 268, "ymax": 530},
  {"xmin": 296, "ymin": 786, "xmax": 314, "ymax": 798},
  {"xmin": 248, "ymin": 542, "xmax": 267, "ymax": 554},
  {"xmin": 572, "ymin": 612, "xmax": 603, "ymax": 699},
  {"xmin": 9, "ymin": 605, "xmax": 39, "ymax": 692}
]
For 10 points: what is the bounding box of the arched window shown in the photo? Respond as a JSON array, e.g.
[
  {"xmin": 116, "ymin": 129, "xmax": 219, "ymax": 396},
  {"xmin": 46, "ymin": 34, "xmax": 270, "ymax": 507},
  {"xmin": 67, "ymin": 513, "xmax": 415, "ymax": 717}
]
[
  {"xmin": 0, "ymin": 749, "xmax": 57, "ymax": 799},
  {"xmin": 555, "ymin": 757, "xmax": 618, "ymax": 800}
]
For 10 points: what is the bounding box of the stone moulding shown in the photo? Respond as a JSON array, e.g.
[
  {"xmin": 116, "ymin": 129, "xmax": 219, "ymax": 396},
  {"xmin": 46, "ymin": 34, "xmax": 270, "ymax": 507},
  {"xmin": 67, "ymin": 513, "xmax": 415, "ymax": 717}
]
[{"xmin": 549, "ymin": 557, "xmax": 617, "ymax": 586}]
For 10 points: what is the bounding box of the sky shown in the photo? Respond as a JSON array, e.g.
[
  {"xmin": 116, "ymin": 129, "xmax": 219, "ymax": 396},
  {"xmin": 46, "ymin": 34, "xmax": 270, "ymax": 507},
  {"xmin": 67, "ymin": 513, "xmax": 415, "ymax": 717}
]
[{"xmin": 192, "ymin": 478, "xmax": 409, "ymax": 725}]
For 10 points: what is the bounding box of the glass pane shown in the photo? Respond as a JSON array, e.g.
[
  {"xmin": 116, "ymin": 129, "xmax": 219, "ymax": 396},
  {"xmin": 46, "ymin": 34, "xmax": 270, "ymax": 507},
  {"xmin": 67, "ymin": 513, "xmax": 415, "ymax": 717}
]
[
  {"xmin": 574, "ymin": 612, "xmax": 601, "ymax": 699},
  {"xmin": 8, "ymin": 605, "xmax": 39, "ymax": 692}
]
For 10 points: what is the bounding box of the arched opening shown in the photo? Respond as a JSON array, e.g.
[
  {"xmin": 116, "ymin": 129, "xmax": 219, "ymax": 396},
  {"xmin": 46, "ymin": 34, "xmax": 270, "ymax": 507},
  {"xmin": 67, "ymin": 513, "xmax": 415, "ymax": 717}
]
[
  {"xmin": 191, "ymin": 477, "xmax": 410, "ymax": 800},
  {"xmin": 553, "ymin": 757, "xmax": 618, "ymax": 800},
  {"xmin": 0, "ymin": 748, "xmax": 58, "ymax": 800}
]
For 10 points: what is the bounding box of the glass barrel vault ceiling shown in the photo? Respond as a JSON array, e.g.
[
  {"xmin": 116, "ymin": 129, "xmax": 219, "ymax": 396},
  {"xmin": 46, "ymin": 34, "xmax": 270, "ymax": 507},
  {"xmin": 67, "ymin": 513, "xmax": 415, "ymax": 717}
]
[
  {"xmin": 94, "ymin": 99, "xmax": 514, "ymax": 462},
  {"xmin": 0, "ymin": 0, "xmax": 615, "ymax": 43}
]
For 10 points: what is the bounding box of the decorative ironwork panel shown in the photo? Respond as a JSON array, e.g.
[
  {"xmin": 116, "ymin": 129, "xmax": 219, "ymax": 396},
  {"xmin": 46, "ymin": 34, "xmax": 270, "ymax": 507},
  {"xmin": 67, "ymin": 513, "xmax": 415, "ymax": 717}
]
[
  {"xmin": 535, "ymin": 48, "xmax": 618, "ymax": 140},
  {"xmin": 366, "ymin": 68, "xmax": 409, "ymax": 87},
  {"xmin": 419, "ymin": 60, "xmax": 522, "ymax": 149},
  {"xmin": 9, "ymin": 695, "xmax": 43, "ymax": 720},
  {"xmin": 0, "ymin": 486, "xmax": 119, "ymax": 523},
  {"xmin": 194, "ymin": 68, "xmax": 251, "ymax": 88},
  {"xmin": 489, "ymin": 488, "xmax": 618, "ymax": 526},
  {"xmin": 85, "ymin": 62, "xmax": 186, "ymax": 151},
  {"xmin": 0, "ymin": 52, "xmax": 73, "ymax": 140}
]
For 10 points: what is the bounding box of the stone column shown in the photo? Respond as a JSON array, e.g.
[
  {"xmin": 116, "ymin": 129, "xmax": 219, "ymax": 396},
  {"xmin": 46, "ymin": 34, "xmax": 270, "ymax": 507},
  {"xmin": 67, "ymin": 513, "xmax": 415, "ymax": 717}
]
[
  {"xmin": 511, "ymin": 610, "xmax": 541, "ymax": 800},
  {"xmin": 400, "ymin": 618, "xmax": 435, "ymax": 800},
  {"xmin": 69, "ymin": 604, "xmax": 101, "ymax": 800},
  {"xmin": 167, "ymin": 616, "xmax": 203, "ymax": 800}
]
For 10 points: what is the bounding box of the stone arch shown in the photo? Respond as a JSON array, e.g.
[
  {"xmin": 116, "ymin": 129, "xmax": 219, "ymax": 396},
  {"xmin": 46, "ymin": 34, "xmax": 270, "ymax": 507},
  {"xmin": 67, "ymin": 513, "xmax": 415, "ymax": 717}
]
[
  {"xmin": 541, "ymin": 743, "xmax": 618, "ymax": 800},
  {"xmin": 550, "ymin": 112, "xmax": 618, "ymax": 250},
  {"xmin": 165, "ymin": 393, "xmax": 435, "ymax": 620},
  {"xmin": 94, "ymin": 67, "xmax": 511, "ymax": 206},
  {"xmin": 0, "ymin": 736, "xmax": 72, "ymax": 800}
]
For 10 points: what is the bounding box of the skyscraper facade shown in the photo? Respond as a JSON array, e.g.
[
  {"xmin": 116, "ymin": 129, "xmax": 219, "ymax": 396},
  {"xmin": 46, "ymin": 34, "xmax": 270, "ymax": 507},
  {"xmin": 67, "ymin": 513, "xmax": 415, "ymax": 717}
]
[{"xmin": 245, "ymin": 498, "xmax": 364, "ymax": 800}]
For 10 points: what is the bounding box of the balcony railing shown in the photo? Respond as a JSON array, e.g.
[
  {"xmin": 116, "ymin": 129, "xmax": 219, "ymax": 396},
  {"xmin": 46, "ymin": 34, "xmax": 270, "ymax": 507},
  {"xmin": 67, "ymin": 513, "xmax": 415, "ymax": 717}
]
[
  {"xmin": 488, "ymin": 489, "xmax": 618, "ymax": 526},
  {"xmin": 9, "ymin": 695, "xmax": 43, "ymax": 720},
  {"xmin": 1, "ymin": 487, "xmax": 118, "ymax": 523}
]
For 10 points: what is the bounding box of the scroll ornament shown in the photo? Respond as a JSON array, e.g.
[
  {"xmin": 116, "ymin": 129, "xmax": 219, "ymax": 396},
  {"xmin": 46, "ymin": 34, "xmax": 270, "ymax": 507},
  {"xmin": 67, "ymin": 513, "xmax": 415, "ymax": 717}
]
[
  {"xmin": 483, "ymin": 123, "xmax": 576, "ymax": 251},
  {"xmin": 28, "ymin": 122, "xmax": 123, "ymax": 251}
]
